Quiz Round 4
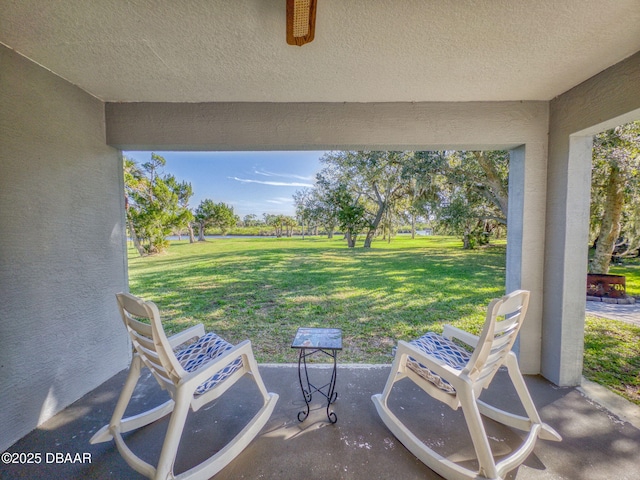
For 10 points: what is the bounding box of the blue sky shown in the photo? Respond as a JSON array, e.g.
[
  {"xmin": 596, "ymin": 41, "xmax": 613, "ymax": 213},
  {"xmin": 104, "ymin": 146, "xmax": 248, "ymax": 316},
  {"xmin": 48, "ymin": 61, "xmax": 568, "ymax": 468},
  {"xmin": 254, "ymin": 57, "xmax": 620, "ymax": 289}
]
[{"xmin": 124, "ymin": 151, "xmax": 327, "ymax": 218}]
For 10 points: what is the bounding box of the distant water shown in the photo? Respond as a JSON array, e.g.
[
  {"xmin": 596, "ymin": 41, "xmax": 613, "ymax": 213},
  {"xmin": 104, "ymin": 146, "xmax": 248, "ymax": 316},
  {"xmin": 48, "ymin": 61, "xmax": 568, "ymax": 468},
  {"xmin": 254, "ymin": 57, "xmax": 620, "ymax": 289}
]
[{"xmin": 165, "ymin": 235, "xmax": 275, "ymax": 241}]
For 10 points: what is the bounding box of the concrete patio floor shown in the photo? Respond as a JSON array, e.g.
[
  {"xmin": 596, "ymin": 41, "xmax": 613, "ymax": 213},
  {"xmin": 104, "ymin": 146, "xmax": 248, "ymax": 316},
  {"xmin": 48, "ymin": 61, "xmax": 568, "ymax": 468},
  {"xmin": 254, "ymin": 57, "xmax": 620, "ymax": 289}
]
[
  {"xmin": 3, "ymin": 364, "xmax": 640, "ymax": 480},
  {"xmin": 585, "ymin": 298, "xmax": 640, "ymax": 327}
]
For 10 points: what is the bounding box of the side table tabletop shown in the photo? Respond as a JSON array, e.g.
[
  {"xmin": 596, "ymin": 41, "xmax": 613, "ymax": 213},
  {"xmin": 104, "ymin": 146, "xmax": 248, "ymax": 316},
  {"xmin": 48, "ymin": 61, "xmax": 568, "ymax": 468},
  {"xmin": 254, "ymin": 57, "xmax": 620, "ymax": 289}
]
[{"xmin": 291, "ymin": 327, "xmax": 342, "ymax": 423}]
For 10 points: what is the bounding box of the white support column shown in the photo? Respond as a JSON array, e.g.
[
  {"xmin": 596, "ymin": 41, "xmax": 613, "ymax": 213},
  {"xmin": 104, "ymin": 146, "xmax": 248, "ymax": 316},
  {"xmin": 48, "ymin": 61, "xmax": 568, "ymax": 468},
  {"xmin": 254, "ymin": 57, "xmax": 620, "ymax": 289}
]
[
  {"xmin": 542, "ymin": 52, "xmax": 639, "ymax": 386},
  {"xmin": 506, "ymin": 144, "xmax": 548, "ymax": 374},
  {"xmin": 541, "ymin": 135, "xmax": 593, "ymax": 386}
]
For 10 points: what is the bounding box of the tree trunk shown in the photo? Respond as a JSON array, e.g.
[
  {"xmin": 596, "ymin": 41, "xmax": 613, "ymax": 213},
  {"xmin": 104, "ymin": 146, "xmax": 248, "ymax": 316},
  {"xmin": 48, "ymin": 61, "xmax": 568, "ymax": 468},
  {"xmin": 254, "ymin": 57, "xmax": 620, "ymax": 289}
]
[
  {"xmin": 411, "ymin": 213, "xmax": 416, "ymax": 239},
  {"xmin": 590, "ymin": 164, "xmax": 624, "ymax": 273},
  {"xmin": 128, "ymin": 220, "xmax": 146, "ymax": 256},
  {"xmin": 187, "ymin": 223, "xmax": 196, "ymax": 243},
  {"xmin": 475, "ymin": 152, "xmax": 509, "ymax": 221},
  {"xmin": 363, "ymin": 230, "xmax": 375, "ymax": 248},
  {"xmin": 346, "ymin": 232, "xmax": 356, "ymax": 248},
  {"xmin": 364, "ymin": 203, "xmax": 385, "ymax": 248},
  {"xmin": 198, "ymin": 221, "xmax": 206, "ymax": 241},
  {"xmin": 325, "ymin": 222, "xmax": 334, "ymax": 238},
  {"xmin": 462, "ymin": 229, "xmax": 472, "ymax": 250},
  {"xmin": 364, "ymin": 186, "xmax": 387, "ymax": 248}
]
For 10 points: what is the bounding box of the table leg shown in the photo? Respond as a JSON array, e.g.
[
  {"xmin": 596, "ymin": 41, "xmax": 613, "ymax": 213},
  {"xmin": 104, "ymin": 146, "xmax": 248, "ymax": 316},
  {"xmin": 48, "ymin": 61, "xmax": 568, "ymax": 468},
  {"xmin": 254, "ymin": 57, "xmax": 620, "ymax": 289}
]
[
  {"xmin": 326, "ymin": 350, "xmax": 338, "ymax": 423},
  {"xmin": 296, "ymin": 348, "xmax": 339, "ymax": 423},
  {"xmin": 297, "ymin": 348, "xmax": 312, "ymax": 422}
]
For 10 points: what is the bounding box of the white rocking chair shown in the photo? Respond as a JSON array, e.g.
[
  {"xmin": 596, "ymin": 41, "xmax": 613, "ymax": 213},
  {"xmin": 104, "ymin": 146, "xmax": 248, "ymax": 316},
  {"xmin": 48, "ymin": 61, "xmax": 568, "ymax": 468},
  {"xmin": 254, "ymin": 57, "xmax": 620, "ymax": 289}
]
[
  {"xmin": 90, "ymin": 293, "xmax": 278, "ymax": 480},
  {"xmin": 372, "ymin": 290, "xmax": 561, "ymax": 480}
]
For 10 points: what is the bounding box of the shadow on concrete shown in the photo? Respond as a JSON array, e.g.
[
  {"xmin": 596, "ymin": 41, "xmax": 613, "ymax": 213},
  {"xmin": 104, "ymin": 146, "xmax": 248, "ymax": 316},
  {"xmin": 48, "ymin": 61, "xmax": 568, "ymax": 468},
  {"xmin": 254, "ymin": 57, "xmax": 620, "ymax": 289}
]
[{"xmin": 3, "ymin": 365, "xmax": 640, "ymax": 479}]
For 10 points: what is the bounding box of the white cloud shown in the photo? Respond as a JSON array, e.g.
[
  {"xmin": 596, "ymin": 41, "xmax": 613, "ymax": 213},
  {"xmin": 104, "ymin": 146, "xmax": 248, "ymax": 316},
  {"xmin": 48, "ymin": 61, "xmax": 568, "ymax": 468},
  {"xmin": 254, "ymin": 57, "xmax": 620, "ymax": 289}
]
[
  {"xmin": 229, "ymin": 176, "xmax": 313, "ymax": 187},
  {"xmin": 266, "ymin": 197, "xmax": 294, "ymax": 205},
  {"xmin": 253, "ymin": 169, "xmax": 314, "ymax": 181}
]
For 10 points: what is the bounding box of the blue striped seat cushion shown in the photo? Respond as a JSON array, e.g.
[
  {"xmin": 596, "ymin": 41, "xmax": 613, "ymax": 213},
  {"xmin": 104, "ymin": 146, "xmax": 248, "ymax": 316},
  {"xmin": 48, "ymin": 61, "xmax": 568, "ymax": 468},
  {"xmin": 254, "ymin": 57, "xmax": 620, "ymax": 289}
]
[
  {"xmin": 175, "ymin": 332, "xmax": 243, "ymax": 395},
  {"xmin": 406, "ymin": 332, "xmax": 471, "ymax": 394}
]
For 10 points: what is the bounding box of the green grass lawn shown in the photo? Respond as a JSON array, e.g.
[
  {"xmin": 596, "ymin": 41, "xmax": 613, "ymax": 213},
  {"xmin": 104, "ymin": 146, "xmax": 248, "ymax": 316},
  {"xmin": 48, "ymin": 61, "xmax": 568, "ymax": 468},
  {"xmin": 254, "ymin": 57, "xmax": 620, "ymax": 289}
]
[
  {"xmin": 127, "ymin": 235, "xmax": 640, "ymax": 404},
  {"xmin": 610, "ymin": 256, "xmax": 640, "ymax": 295},
  {"xmin": 128, "ymin": 236, "xmax": 506, "ymax": 363},
  {"xmin": 584, "ymin": 316, "xmax": 640, "ymax": 405},
  {"xmin": 586, "ymin": 256, "xmax": 640, "ymax": 405}
]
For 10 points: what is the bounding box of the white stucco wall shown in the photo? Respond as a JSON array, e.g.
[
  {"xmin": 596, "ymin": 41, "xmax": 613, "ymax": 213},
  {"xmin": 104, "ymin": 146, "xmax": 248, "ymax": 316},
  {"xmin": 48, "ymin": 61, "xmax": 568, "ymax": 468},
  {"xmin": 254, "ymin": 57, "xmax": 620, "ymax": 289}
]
[
  {"xmin": 0, "ymin": 46, "xmax": 130, "ymax": 451},
  {"xmin": 545, "ymin": 51, "xmax": 640, "ymax": 385}
]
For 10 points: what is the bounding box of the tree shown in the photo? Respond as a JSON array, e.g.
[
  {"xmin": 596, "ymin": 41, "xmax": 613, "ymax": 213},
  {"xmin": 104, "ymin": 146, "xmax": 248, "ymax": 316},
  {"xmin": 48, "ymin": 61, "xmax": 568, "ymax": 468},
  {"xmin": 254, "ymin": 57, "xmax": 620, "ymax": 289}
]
[
  {"xmin": 317, "ymin": 151, "xmax": 418, "ymax": 248},
  {"xmin": 123, "ymin": 157, "xmax": 146, "ymax": 256},
  {"xmin": 437, "ymin": 187, "xmax": 486, "ymax": 249},
  {"xmin": 242, "ymin": 214, "xmax": 260, "ymax": 227},
  {"xmin": 358, "ymin": 151, "xmax": 416, "ymax": 247},
  {"xmin": 282, "ymin": 216, "xmax": 297, "ymax": 237},
  {"xmin": 264, "ymin": 214, "xmax": 284, "ymax": 237},
  {"xmin": 164, "ymin": 175, "xmax": 195, "ymax": 242},
  {"xmin": 442, "ymin": 151, "xmax": 509, "ymax": 225},
  {"xmin": 401, "ymin": 151, "xmax": 448, "ymax": 238},
  {"xmin": 416, "ymin": 150, "xmax": 509, "ymax": 249},
  {"xmin": 327, "ymin": 182, "xmax": 369, "ymax": 247},
  {"xmin": 308, "ymin": 178, "xmax": 340, "ymax": 238},
  {"xmin": 124, "ymin": 153, "xmax": 193, "ymax": 255},
  {"xmin": 195, "ymin": 200, "xmax": 237, "ymax": 239},
  {"xmin": 211, "ymin": 203, "xmax": 238, "ymax": 235},
  {"xmin": 300, "ymin": 149, "xmax": 510, "ymax": 249},
  {"xmin": 293, "ymin": 188, "xmax": 313, "ymax": 239},
  {"xmin": 195, "ymin": 199, "xmax": 215, "ymax": 241},
  {"xmin": 589, "ymin": 121, "xmax": 640, "ymax": 273}
]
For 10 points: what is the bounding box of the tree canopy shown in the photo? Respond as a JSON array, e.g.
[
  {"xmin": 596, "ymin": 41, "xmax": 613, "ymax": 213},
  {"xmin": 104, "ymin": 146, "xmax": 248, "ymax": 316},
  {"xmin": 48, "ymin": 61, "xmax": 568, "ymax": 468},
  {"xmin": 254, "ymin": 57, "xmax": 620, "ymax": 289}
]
[
  {"xmin": 194, "ymin": 200, "xmax": 237, "ymax": 239},
  {"xmin": 430, "ymin": 151, "xmax": 509, "ymax": 248},
  {"xmin": 124, "ymin": 153, "xmax": 193, "ymax": 255},
  {"xmin": 589, "ymin": 121, "xmax": 640, "ymax": 273},
  {"xmin": 294, "ymin": 150, "xmax": 509, "ymax": 249}
]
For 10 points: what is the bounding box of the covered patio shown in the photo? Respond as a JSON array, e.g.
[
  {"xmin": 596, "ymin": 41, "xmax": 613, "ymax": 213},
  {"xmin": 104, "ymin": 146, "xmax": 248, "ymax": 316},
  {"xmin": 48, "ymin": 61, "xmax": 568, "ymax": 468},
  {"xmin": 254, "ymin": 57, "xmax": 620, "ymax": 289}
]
[{"xmin": 2, "ymin": 1, "xmax": 640, "ymax": 478}]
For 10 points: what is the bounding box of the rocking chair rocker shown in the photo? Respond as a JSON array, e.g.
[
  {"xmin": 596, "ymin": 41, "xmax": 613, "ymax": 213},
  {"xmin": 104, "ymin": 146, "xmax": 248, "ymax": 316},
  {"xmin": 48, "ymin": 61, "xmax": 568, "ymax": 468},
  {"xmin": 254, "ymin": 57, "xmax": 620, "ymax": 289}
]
[
  {"xmin": 90, "ymin": 293, "xmax": 278, "ymax": 480},
  {"xmin": 372, "ymin": 290, "xmax": 561, "ymax": 480}
]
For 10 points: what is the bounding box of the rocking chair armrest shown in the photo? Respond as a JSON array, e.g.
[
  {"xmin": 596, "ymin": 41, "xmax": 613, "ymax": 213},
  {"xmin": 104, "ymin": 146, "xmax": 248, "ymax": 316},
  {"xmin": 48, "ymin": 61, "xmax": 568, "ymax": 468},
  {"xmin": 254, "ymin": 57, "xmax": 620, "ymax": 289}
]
[
  {"xmin": 396, "ymin": 340, "xmax": 464, "ymax": 382},
  {"xmin": 168, "ymin": 324, "xmax": 206, "ymax": 349},
  {"xmin": 180, "ymin": 339, "xmax": 253, "ymax": 388},
  {"xmin": 442, "ymin": 324, "xmax": 479, "ymax": 349}
]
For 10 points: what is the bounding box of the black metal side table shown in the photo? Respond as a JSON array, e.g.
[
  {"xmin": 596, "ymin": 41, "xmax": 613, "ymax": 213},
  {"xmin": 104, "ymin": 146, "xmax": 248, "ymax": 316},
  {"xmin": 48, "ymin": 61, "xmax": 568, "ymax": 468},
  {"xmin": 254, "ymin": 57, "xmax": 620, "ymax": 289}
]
[{"xmin": 291, "ymin": 327, "xmax": 342, "ymax": 423}]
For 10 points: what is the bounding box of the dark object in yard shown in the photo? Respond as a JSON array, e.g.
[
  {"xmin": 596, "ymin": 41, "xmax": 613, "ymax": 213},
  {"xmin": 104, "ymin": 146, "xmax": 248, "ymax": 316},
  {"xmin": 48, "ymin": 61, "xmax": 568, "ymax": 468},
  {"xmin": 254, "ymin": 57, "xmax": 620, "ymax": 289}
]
[{"xmin": 587, "ymin": 273, "xmax": 626, "ymax": 298}]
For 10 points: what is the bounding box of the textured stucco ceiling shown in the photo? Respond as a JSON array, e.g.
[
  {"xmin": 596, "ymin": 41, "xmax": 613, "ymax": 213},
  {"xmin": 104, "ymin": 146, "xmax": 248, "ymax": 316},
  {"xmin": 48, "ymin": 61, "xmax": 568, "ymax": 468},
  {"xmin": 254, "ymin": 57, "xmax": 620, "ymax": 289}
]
[{"xmin": 1, "ymin": 0, "xmax": 639, "ymax": 103}]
